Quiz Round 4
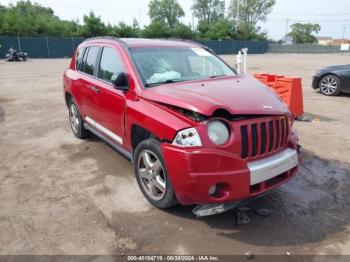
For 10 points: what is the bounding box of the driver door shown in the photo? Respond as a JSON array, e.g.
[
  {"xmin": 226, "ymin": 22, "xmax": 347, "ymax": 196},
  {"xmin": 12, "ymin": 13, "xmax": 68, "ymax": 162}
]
[{"xmin": 86, "ymin": 46, "xmax": 127, "ymax": 146}]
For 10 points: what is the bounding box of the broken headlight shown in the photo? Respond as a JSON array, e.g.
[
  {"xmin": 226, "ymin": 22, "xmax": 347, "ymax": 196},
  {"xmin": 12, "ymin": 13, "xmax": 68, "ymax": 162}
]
[{"xmin": 173, "ymin": 128, "xmax": 202, "ymax": 147}]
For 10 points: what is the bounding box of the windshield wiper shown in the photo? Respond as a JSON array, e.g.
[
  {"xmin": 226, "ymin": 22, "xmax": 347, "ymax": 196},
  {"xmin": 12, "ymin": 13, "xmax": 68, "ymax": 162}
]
[
  {"xmin": 145, "ymin": 79, "xmax": 186, "ymax": 87},
  {"xmin": 209, "ymin": 75, "xmax": 227, "ymax": 79}
]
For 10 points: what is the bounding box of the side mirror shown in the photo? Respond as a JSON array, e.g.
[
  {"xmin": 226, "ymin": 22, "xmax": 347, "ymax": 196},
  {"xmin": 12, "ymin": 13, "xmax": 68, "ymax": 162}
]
[{"xmin": 111, "ymin": 72, "xmax": 129, "ymax": 91}]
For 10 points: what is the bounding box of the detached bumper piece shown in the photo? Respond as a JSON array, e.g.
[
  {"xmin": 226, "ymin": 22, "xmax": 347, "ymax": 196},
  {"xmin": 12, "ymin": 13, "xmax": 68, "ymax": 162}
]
[{"xmin": 192, "ymin": 197, "xmax": 261, "ymax": 217}]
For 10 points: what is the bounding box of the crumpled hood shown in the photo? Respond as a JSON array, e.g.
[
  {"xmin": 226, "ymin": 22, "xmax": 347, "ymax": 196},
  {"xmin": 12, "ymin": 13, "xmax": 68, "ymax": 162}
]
[{"xmin": 140, "ymin": 75, "xmax": 289, "ymax": 116}]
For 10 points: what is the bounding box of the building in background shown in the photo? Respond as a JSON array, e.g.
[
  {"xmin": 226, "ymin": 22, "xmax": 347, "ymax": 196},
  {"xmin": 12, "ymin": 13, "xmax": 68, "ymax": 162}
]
[
  {"xmin": 317, "ymin": 37, "xmax": 350, "ymax": 46},
  {"xmin": 333, "ymin": 39, "xmax": 350, "ymax": 45},
  {"xmin": 317, "ymin": 37, "xmax": 333, "ymax": 46}
]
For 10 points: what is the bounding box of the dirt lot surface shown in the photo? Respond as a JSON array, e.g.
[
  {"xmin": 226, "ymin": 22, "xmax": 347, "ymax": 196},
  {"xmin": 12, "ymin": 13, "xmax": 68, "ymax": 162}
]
[{"xmin": 0, "ymin": 54, "xmax": 350, "ymax": 256}]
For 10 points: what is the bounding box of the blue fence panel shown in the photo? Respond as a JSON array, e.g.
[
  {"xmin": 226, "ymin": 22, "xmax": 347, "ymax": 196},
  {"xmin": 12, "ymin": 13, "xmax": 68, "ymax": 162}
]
[
  {"xmin": 20, "ymin": 37, "xmax": 48, "ymax": 58},
  {"xmin": 198, "ymin": 40, "xmax": 268, "ymax": 55},
  {"xmin": 0, "ymin": 37, "xmax": 269, "ymax": 58},
  {"xmin": 0, "ymin": 36, "xmax": 86, "ymax": 58}
]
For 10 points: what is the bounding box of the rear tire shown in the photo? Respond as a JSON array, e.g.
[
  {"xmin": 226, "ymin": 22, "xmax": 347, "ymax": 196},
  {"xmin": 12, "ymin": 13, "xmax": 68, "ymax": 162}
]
[
  {"xmin": 319, "ymin": 75, "xmax": 341, "ymax": 96},
  {"xmin": 68, "ymin": 98, "xmax": 90, "ymax": 139},
  {"xmin": 134, "ymin": 139, "xmax": 178, "ymax": 209}
]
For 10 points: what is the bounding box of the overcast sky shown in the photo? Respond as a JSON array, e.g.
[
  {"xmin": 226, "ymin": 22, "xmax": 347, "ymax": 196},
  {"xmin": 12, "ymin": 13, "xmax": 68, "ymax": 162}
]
[{"xmin": 2, "ymin": 0, "xmax": 350, "ymax": 40}]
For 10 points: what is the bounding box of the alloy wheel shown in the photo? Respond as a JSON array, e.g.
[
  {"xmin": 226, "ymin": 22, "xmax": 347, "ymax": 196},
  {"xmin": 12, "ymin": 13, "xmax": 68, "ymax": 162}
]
[
  {"xmin": 320, "ymin": 76, "xmax": 338, "ymax": 95},
  {"xmin": 69, "ymin": 103, "xmax": 80, "ymax": 134},
  {"xmin": 137, "ymin": 150, "xmax": 167, "ymax": 201}
]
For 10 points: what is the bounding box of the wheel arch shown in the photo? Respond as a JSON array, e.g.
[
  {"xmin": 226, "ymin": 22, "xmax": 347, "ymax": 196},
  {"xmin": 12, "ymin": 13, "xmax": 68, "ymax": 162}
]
[
  {"xmin": 131, "ymin": 125, "xmax": 160, "ymax": 155},
  {"xmin": 65, "ymin": 92, "xmax": 73, "ymax": 107},
  {"xmin": 125, "ymin": 99, "xmax": 193, "ymax": 154},
  {"xmin": 318, "ymin": 73, "xmax": 341, "ymax": 87}
]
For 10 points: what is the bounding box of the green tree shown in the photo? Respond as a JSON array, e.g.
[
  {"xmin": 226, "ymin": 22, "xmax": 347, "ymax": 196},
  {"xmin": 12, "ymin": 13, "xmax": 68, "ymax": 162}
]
[
  {"xmin": 0, "ymin": 1, "xmax": 82, "ymax": 36},
  {"xmin": 229, "ymin": 0, "xmax": 275, "ymax": 28},
  {"xmin": 115, "ymin": 22, "xmax": 140, "ymax": 38},
  {"xmin": 82, "ymin": 11, "xmax": 106, "ymax": 37},
  {"xmin": 142, "ymin": 21, "xmax": 171, "ymax": 38},
  {"xmin": 287, "ymin": 23, "xmax": 321, "ymax": 44},
  {"xmin": 105, "ymin": 23, "xmax": 117, "ymax": 36},
  {"xmin": 1, "ymin": 1, "xmax": 56, "ymax": 35},
  {"xmin": 235, "ymin": 23, "xmax": 268, "ymax": 40},
  {"xmin": 172, "ymin": 23, "xmax": 196, "ymax": 39},
  {"xmin": 192, "ymin": 0, "xmax": 225, "ymax": 24},
  {"xmin": 229, "ymin": 0, "xmax": 275, "ymax": 40},
  {"xmin": 132, "ymin": 18, "xmax": 141, "ymax": 35},
  {"xmin": 148, "ymin": 0, "xmax": 185, "ymax": 29},
  {"xmin": 207, "ymin": 19, "xmax": 234, "ymax": 40},
  {"xmin": 0, "ymin": 4, "xmax": 5, "ymax": 33}
]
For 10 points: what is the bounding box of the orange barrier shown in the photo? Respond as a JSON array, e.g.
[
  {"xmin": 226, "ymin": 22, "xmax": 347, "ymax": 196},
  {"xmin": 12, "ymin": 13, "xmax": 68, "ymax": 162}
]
[{"xmin": 254, "ymin": 73, "xmax": 304, "ymax": 118}]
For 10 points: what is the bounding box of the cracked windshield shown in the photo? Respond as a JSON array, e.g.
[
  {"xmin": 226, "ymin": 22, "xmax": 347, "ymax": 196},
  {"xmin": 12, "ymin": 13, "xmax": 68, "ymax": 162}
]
[{"xmin": 130, "ymin": 47, "xmax": 236, "ymax": 87}]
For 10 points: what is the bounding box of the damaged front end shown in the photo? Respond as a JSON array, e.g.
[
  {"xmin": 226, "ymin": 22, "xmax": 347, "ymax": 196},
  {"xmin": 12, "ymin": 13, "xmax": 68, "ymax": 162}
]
[{"xmin": 149, "ymin": 100, "xmax": 300, "ymax": 209}]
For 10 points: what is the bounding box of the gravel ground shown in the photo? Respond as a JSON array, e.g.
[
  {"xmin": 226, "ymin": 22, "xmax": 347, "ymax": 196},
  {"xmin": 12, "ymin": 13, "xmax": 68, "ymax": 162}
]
[{"xmin": 0, "ymin": 54, "xmax": 349, "ymax": 256}]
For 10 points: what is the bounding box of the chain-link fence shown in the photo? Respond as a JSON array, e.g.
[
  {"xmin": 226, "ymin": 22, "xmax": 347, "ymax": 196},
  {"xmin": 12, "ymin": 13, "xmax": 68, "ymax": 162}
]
[
  {"xmin": 198, "ymin": 40, "xmax": 269, "ymax": 55},
  {"xmin": 0, "ymin": 36, "xmax": 85, "ymax": 58},
  {"xmin": 0, "ymin": 36, "xmax": 269, "ymax": 58},
  {"xmin": 2, "ymin": 36, "xmax": 349, "ymax": 58},
  {"xmin": 268, "ymin": 44, "xmax": 350, "ymax": 54}
]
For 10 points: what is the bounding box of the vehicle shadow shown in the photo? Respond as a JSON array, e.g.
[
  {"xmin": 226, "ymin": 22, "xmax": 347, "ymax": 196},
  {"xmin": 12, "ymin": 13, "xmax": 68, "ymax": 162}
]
[
  {"xmin": 0, "ymin": 105, "xmax": 5, "ymax": 123},
  {"xmin": 166, "ymin": 149, "xmax": 350, "ymax": 246},
  {"xmin": 340, "ymin": 92, "xmax": 350, "ymax": 98}
]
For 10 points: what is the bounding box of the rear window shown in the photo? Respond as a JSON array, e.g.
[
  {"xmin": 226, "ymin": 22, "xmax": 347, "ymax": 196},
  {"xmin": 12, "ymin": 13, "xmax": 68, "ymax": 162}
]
[{"xmin": 82, "ymin": 46, "xmax": 100, "ymax": 76}]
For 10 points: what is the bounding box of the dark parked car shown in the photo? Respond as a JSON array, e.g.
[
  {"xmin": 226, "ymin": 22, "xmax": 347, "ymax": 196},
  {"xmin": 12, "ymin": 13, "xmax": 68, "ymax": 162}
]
[{"xmin": 312, "ymin": 64, "xmax": 350, "ymax": 96}]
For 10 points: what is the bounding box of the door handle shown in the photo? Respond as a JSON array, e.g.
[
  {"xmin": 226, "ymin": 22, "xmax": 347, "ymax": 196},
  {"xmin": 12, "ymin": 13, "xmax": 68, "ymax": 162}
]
[{"xmin": 90, "ymin": 86, "xmax": 100, "ymax": 94}]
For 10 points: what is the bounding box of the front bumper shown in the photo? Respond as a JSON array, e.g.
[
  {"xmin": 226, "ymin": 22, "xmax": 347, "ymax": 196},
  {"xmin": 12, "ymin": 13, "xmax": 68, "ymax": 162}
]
[
  {"xmin": 161, "ymin": 145, "xmax": 299, "ymax": 206},
  {"xmin": 248, "ymin": 148, "xmax": 298, "ymax": 185},
  {"xmin": 312, "ymin": 75, "xmax": 321, "ymax": 89}
]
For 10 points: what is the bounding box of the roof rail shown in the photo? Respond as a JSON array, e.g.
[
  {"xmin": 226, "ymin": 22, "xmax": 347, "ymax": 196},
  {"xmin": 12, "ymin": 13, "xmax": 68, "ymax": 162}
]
[
  {"xmin": 83, "ymin": 36, "xmax": 127, "ymax": 46},
  {"xmin": 82, "ymin": 37, "xmax": 214, "ymax": 53}
]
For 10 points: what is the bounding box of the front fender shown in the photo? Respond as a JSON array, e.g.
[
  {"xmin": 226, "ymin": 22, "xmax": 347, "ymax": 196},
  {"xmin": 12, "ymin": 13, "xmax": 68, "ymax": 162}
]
[{"xmin": 124, "ymin": 98, "xmax": 194, "ymax": 151}]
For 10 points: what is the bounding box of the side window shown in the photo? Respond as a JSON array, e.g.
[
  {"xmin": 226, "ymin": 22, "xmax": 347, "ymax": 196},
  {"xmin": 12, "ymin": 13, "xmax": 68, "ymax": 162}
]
[
  {"xmin": 82, "ymin": 46, "xmax": 100, "ymax": 76},
  {"xmin": 75, "ymin": 47, "xmax": 85, "ymax": 70},
  {"xmin": 98, "ymin": 47, "xmax": 124, "ymax": 82}
]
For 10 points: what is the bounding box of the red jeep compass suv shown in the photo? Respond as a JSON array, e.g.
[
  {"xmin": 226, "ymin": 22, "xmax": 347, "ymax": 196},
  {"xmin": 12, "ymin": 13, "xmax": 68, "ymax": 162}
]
[{"xmin": 63, "ymin": 37, "xmax": 300, "ymax": 209}]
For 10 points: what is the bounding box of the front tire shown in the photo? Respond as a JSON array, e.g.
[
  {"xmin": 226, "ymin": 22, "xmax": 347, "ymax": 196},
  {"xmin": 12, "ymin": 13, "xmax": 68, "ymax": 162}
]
[
  {"xmin": 319, "ymin": 75, "xmax": 341, "ymax": 96},
  {"xmin": 68, "ymin": 99, "xmax": 90, "ymax": 139},
  {"xmin": 134, "ymin": 139, "xmax": 177, "ymax": 209}
]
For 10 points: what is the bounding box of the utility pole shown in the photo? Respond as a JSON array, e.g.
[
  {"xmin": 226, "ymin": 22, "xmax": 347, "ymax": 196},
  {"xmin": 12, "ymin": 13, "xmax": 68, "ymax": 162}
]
[
  {"xmin": 192, "ymin": 12, "xmax": 195, "ymax": 31},
  {"xmin": 45, "ymin": 34, "xmax": 50, "ymax": 58},
  {"xmin": 284, "ymin": 18, "xmax": 290, "ymax": 43},
  {"xmin": 342, "ymin": 24, "xmax": 347, "ymax": 43},
  {"xmin": 71, "ymin": 33, "xmax": 75, "ymax": 54},
  {"xmin": 236, "ymin": 0, "xmax": 240, "ymax": 31},
  {"xmin": 17, "ymin": 32, "xmax": 22, "ymax": 53},
  {"xmin": 138, "ymin": 9, "xmax": 142, "ymax": 27}
]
